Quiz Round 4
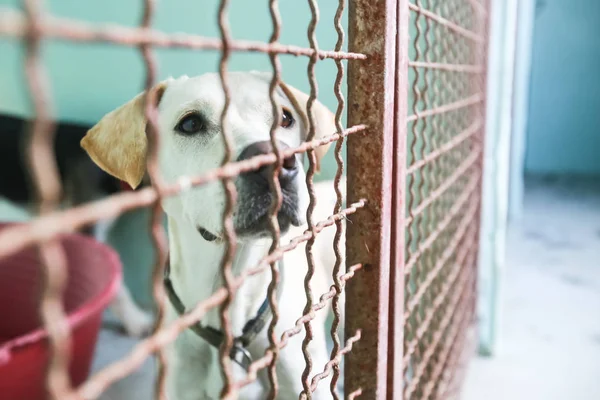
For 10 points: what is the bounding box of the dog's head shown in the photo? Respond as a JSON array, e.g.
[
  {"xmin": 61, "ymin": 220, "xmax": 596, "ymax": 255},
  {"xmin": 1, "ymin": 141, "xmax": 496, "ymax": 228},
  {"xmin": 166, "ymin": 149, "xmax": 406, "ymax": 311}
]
[{"xmin": 81, "ymin": 71, "xmax": 335, "ymax": 241}]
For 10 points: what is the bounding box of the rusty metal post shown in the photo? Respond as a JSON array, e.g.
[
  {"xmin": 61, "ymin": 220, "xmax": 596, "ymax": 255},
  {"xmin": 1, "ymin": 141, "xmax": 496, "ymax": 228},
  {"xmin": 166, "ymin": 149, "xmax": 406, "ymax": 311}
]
[
  {"xmin": 389, "ymin": 0, "xmax": 410, "ymax": 398},
  {"xmin": 345, "ymin": 0, "xmax": 398, "ymax": 398}
]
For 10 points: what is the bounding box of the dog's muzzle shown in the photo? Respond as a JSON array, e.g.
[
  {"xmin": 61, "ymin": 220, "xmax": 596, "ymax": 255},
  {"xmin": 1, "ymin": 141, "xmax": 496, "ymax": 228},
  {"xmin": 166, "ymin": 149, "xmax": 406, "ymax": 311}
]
[
  {"xmin": 237, "ymin": 140, "xmax": 298, "ymax": 188},
  {"xmin": 234, "ymin": 140, "xmax": 302, "ymax": 237}
]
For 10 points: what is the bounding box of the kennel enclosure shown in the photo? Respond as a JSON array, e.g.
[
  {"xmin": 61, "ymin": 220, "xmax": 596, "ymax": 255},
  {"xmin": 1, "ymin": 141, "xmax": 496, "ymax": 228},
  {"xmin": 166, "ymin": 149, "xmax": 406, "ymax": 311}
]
[{"xmin": 0, "ymin": 0, "xmax": 489, "ymax": 398}]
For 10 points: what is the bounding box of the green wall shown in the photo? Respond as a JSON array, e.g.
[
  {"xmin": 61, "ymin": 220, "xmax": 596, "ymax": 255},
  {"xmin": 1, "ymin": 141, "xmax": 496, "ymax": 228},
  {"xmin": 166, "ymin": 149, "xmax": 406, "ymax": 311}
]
[
  {"xmin": 0, "ymin": 0, "xmax": 352, "ymax": 304},
  {"xmin": 525, "ymin": 0, "xmax": 600, "ymax": 175},
  {"xmin": 0, "ymin": 0, "xmax": 348, "ymax": 180}
]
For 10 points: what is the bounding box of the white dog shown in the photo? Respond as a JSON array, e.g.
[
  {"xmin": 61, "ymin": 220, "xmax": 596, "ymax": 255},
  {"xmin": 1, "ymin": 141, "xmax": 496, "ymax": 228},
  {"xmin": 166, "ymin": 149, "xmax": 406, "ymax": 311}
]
[{"xmin": 81, "ymin": 71, "xmax": 346, "ymax": 399}]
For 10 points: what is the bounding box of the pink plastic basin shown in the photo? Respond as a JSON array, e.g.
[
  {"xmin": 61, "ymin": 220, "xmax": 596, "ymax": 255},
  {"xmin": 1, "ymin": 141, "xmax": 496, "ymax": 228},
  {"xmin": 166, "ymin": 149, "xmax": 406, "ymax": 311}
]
[{"xmin": 0, "ymin": 223, "xmax": 121, "ymax": 399}]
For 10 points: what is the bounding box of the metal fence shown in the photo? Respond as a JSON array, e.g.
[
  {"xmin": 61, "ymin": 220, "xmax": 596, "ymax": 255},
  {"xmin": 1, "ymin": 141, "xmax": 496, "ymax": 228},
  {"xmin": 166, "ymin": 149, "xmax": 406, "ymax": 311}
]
[
  {"xmin": 399, "ymin": 1, "xmax": 488, "ymax": 399},
  {"xmin": 0, "ymin": 0, "xmax": 488, "ymax": 399}
]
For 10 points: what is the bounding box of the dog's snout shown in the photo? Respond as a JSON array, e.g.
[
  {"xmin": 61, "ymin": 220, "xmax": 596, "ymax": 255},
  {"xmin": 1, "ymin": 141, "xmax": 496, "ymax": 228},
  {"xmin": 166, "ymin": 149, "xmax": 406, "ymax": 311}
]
[
  {"xmin": 238, "ymin": 141, "xmax": 298, "ymax": 187},
  {"xmin": 281, "ymin": 152, "xmax": 296, "ymax": 171}
]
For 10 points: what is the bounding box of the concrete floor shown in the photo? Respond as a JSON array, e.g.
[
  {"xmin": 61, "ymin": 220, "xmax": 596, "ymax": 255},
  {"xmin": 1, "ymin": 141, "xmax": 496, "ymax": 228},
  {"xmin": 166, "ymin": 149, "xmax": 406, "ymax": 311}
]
[
  {"xmin": 91, "ymin": 320, "xmax": 157, "ymax": 400},
  {"xmin": 3, "ymin": 176, "xmax": 596, "ymax": 398},
  {"xmin": 462, "ymin": 177, "xmax": 600, "ymax": 400},
  {"xmin": 90, "ymin": 177, "xmax": 600, "ymax": 399}
]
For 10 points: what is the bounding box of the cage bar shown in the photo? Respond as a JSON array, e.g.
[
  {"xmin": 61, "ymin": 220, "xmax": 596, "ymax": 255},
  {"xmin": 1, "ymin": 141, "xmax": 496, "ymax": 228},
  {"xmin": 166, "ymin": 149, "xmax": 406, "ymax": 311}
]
[
  {"xmin": 345, "ymin": 0, "xmax": 398, "ymax": 398},
  {"xmin": 0, "ymin": 0, "xmax": 493, "ymax": 398}
]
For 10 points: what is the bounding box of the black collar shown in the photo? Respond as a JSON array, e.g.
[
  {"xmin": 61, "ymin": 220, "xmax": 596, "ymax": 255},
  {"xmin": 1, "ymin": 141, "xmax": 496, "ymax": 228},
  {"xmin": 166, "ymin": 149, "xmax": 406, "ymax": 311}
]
[{"xmin": 163, "ymin": 258, "xmax": 282, "ymax": 371}]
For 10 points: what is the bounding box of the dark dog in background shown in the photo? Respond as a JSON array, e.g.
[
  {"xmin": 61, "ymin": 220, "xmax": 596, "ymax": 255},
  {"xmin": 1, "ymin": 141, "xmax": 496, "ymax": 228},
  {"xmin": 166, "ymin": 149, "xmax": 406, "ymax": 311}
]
[
  {"xmin": 0, "ymin": 113, "xmax": 155, "ymax": 337},
  {"xmin": 0, "ymin": 114, "xmax": 120, "ymax": 216}
]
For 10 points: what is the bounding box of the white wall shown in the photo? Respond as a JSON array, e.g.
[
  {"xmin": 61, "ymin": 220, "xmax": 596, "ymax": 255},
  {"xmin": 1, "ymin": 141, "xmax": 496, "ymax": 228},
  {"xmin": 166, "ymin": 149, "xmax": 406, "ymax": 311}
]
[
  {"xmin": 477, "ymin": 0, "xmax": 518, "ymax": 356},
  {"xmin": 508, "ymin": 0, "xmax": 536, "ymax": 221}
]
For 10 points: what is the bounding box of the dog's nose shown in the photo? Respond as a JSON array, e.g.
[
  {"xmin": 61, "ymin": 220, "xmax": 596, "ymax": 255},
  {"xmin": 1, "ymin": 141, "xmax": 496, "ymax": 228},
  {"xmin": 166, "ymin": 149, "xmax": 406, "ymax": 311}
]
[{"xmin": 237, "ymin": 141, "xmax": 298, "ymax": 187}]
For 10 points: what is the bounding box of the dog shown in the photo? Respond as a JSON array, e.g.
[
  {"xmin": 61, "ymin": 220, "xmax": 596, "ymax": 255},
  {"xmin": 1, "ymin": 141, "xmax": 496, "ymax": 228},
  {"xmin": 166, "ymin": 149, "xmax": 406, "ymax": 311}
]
[
  {"xmin": 80, "ymin": 71, "xmax": 346, "ymax": 399},
  {"xmin": 0, "ymin": 114, "xmax": 155, "ymax": 338}
]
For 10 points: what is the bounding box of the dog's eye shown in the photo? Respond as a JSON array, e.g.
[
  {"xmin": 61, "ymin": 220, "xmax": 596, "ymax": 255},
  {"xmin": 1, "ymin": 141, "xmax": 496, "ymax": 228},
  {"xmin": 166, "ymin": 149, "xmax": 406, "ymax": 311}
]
[
  {"xmin": 281, "ymin": 108, "xmax": 294, "ymax": 129},
  {"xmin": 176, "ymin": 114, "xmax": 205, "ymax": 135}
]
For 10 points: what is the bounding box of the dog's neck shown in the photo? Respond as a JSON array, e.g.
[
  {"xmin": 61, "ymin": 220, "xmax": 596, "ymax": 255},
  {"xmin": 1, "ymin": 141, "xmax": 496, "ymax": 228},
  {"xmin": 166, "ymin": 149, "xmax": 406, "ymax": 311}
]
[{"xmin": 166, "ymin": 215, "xmax": 273, "ymax": 334}]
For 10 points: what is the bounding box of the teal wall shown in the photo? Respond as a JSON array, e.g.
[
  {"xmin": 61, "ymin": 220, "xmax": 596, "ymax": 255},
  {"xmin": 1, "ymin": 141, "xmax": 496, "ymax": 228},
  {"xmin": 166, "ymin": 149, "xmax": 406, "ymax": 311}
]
[
  {"xmin": 0, "ymin": 0, "xmax": 351, "ymax": 305},
  {"xmin": 0, "ymin": 0, "xmax": 348, "ymax": 180},
  {"xmin": 525, "ymin": 0, "xmax": 600, "ymax": 175}
]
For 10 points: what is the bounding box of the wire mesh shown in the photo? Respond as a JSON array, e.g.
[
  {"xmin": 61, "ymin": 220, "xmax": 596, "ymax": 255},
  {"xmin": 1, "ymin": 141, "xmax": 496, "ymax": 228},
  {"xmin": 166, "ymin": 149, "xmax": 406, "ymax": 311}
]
[
  {"xmin": 402, "ymin": 1, "xmax": 488, "ymax": 400},
  {"xmin": 0, "ymin": 0, "xmax": 370, "ymax": 398},
  {"xmin": 21, "ymin": 0, "xmax": 72, "ymax": 397},
  {"xmin": 265, "ymin": 0, "xmax": 285, "ymax": 397},
  {"xmin": 0, "ymin": 0, "xmax": 490, "ymax": 398}
]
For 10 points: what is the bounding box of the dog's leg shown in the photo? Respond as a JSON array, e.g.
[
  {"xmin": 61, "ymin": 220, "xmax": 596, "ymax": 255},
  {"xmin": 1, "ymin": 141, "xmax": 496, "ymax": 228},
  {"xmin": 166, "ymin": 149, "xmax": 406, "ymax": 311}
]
[
  {"xmin": 306, "ymin": 324, "xmax": 336, "ymax": 399},
  {"xmin": 270, "ymin": 321, "xmax": 333, "ymax": 399},
  {"xmin": 271, "ymin": 270, "xmax": 333, "ymax": 399},
  {"xmin": 94, "ymin": 217, "xmax": 155, "ymax": 337},
  {"xmin": 110, "ymin": 282, "xmax": 155, "ymax": 337}
]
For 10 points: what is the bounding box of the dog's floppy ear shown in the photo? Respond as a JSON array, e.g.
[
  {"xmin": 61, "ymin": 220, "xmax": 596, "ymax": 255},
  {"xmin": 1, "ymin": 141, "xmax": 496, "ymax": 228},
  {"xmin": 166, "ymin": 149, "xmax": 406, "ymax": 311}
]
[
  {"xmin": 81, "ymin": 82, "xmax": 168, "ymax": 189},
  {"xmin": 279, "ymin": 83, "xmax": 336, "ymax": 173}
]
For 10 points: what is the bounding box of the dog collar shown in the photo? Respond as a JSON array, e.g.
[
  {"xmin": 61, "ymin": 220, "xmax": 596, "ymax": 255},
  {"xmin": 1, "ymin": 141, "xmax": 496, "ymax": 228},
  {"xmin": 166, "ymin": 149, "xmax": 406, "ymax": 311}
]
[{"xmin": 163, "ymin": 257, "xmax": 283, "ymax": 371}]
